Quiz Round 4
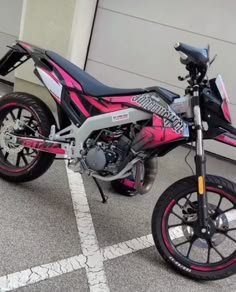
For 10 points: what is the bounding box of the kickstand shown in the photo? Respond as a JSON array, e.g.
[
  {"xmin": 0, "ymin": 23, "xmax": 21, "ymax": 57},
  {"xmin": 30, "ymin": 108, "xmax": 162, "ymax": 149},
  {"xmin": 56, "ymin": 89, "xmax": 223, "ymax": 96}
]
[{"xmin": 93, "ymin": 177, "xmax": 108, "ymax": 203}]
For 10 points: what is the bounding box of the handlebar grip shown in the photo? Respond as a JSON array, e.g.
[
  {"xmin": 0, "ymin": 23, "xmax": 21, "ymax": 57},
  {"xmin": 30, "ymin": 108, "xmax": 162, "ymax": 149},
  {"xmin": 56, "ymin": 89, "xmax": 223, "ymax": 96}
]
[
  {"xmin": 174, "ymin": 42, "xmax": 209, "ymax": 66},
  {"xmin": 174, "ymin": 42, "xmax": 182, "ymax": 51}
]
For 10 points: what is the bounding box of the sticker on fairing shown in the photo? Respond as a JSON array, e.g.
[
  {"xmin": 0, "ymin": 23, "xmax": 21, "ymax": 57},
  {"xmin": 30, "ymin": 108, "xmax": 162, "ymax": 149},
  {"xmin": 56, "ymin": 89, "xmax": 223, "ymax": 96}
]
[
  {"xmin": 112, "ymin": 112, "xmax": 130, "ymax": 122},
  {"xmin": 132, "ymin": 94, "xmax": 184, "ymax": 133}
]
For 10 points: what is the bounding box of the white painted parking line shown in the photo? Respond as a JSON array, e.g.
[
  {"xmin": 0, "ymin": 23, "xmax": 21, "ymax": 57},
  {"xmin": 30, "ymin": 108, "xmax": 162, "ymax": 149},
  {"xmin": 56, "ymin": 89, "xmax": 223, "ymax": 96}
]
[
  {"xmin": 0, "ymin": 254, "xmax": 86, "ymax": 292},
  {"xmin": 0, "ymin": 235, "xmax": 154, "ymax": 291},
  {"xmin": 102, "ymin": 235, "xmax": 154, "ymax": 261},
  {"xmin": 66, "ymin": 167, "xmax": 110, "ymax": 292}
]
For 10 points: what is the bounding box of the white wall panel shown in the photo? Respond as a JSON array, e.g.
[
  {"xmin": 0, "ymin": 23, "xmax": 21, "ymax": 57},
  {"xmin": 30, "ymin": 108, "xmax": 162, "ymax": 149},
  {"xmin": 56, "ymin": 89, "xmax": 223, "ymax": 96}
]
[
  {"xmin": 99, "ymin": 0, "xmax": 236, "ymax": 44},
  {"xmin": 0, "ymin": 0, "xmax": 23, "ymax": 82},
  {"xmin": 0, "ymin": 32, "xmax": 17, "ymax": 82},
  {"xmin": 86, "ymin": 60, "xmax": 183, "ymax": 94},
  {"xmin": 0, "ymin": 0, "xmax": 23, "ymax": 36}
]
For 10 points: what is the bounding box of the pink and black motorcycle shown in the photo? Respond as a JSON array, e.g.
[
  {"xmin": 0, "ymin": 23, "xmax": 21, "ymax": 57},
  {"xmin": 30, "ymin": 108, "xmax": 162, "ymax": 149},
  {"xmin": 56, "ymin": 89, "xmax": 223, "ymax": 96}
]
[{"xmin": 0, "ymin": 41, "xmax": 235, "ymax": 280}]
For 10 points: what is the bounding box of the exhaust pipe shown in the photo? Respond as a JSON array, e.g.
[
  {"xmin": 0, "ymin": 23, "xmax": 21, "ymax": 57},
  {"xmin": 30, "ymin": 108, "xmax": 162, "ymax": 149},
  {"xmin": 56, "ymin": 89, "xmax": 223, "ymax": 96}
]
[{"xmin": 135, "ymin": 158, "xmax": 158, "ymax": 194}]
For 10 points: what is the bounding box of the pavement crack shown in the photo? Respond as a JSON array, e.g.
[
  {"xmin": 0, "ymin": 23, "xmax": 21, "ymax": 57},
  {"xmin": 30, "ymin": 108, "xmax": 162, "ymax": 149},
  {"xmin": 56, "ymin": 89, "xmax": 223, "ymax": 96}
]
[
  {"xmin": 39, "ymin": 266, "xmax": 50, "ymax": 279},
  {"xmin": 125, "ymin": 242, "xmax": 135, "ymax": 251},
  {"xmin": 58, "ymin": 263, "xmax": 64, "ymax": 274},
  {"xmin": 70, "ymin": 260, "xmax": 76, "ymax": 271},
  {"xmin": 31, "ymin": 268, "xmax": 42, "ymax": 280},
  {"xmin": 25, "ymin": 269, "xmax": 33, "ymax": 284}
]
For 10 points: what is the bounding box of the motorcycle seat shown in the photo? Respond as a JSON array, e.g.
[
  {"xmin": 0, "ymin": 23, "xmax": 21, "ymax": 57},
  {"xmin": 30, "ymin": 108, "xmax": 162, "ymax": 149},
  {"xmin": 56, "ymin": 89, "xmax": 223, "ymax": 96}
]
[{"xmin": 46, "ymin": 51, "xmax": 147, "ymax": 97}]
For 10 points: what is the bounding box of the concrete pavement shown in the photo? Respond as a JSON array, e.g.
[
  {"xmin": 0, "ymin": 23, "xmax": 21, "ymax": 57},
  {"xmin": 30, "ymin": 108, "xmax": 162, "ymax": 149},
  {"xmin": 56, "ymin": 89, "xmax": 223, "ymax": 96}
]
[{"xmin": 0, "ymin": 147, "xmax": 235, "ymax": 291}]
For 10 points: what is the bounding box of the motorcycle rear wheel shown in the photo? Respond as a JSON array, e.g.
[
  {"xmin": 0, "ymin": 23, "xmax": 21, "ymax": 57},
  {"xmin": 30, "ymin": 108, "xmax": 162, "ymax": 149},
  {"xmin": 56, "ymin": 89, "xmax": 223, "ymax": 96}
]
[
  {"xmin": 152, "ymin": 175, "xmax": 236, "ymax": 280},
  {"xmin": 0, "ymin": 92, "xmax": 56, "ymax": 182}
]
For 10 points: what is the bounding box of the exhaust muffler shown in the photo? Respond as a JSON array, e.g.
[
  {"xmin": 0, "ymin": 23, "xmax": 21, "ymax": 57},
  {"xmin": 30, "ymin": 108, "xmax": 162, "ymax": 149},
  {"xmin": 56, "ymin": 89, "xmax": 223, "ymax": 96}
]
[{"xmin": 135, "ymin": 158, "xmax": 158, "ymax": 194}]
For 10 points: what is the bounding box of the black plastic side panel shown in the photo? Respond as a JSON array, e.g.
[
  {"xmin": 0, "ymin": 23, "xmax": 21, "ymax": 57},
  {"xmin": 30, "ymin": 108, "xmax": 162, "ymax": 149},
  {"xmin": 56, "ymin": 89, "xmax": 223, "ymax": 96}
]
[
  {"xmin": 145, "ymin": 86, "xmax": 180, "ymax": 104},
  {"xmin": 60, "ymin": 87, "xmax": 87, "ymax": 127},
  {"xmin": 57, "ymin": 104, "xmax": 71, "ymax": 129}
]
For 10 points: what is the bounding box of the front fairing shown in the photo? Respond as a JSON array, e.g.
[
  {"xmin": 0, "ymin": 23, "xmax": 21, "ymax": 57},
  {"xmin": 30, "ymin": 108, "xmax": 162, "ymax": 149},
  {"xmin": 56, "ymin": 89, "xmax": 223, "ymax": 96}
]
[
  {"xmin": 201, "ymin": 75, "xmax": 236, "ymax": 148},
  {"xmin": 201, "ymin": 75, "xmax": 233, "ymax": 124},
  {"xmin": 215, "ymin": 75, "xmax": 232, "ymax": 123}
]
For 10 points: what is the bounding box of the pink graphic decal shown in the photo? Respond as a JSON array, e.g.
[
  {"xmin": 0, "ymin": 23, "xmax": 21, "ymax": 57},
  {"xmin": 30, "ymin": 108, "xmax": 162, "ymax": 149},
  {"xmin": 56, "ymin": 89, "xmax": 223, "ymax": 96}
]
[
  {"xmin": 122, "ymin": 178, "xmax": 135, "ymax": 189},
  {"xmin": 191, "ymin": 257, "xmax": 236, "ymax": 271},
  {"xmin": 216, "ymin": 76, "xmax": 232, "ymax": 123},
  {"xmin": 0, "ymin": 102, "xmax": 17, "ymax": 110},
  {"xmin": 153, "ymin": 114, "xmax": 163, "ymax": 126},
  {"xmin": 49, "ymin": 60, "xmax": 90, "ymax": 117},
  {"xmin": 49, "ymin": 60, "xmax": 82, "ymax": 90},
  {"xmin": 69, "ymin": 91, "xmax": 89, "ymax": 117},
  {"xmin": 19, "ymin": 41, "xmax": 32, "ymax": 51},
  {"xmin": 221, "ymin": 102, "xmax": 232, "ymax": 123},
  {"xmin": 207, "ymin": 186, "xmax": 235, "ymax": 202},
  {"xmin": 40, "ymin": 147, "xmax": 65, "ymax": 155},
  {"xmin": 139, "ymin": 114, "xmax": 184, "ymax": 149},
  {"xmin": 0, "ymin": 162, "xmax": 34, "ymax": 173},
  {"xmin": 140, "ymin": 127, "xmax": 183, "ymax": 148},
  {"xmin": 84, "ymin": 95, "xmax": 125, "ymax": 112},
  {"xmin": 106, "ymin": 94, "xmax": 185, "ymax": 134},
  {"xmin": 19, "ymin": 137, "xmax": 65, "ymax": 155},
  {"xmin": 103, "ymin": 96, "xmax": 135, "ymax": 104},
  {"xmin": 215, "ymin": 133, "xmax": 236, "ymax": 148}
]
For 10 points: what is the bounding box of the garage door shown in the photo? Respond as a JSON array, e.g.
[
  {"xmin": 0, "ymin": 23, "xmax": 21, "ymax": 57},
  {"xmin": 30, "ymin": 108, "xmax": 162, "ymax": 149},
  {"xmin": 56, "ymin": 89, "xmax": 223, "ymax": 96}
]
[
  {"xmin": 0, "ymin": 0, "xmax": 23, "ymax": 83},
  {"xmin": 86, "ymin": 0, "xmax": 236, "ymax": 160}
]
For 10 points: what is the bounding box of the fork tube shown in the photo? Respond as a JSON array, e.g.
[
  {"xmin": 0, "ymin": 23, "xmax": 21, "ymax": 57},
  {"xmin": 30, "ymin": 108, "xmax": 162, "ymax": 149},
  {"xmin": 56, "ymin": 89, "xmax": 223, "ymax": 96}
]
[{"xmin": 193, "ymin": 86, "xmax": 208, "ymax": 229}]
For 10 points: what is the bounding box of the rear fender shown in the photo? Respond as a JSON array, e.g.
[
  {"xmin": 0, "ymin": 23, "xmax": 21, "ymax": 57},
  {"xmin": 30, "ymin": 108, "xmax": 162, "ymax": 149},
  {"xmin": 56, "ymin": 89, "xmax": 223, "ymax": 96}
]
[{"xmin": 0, "ymin": 43, "xmax": 30, "ymax": 76}]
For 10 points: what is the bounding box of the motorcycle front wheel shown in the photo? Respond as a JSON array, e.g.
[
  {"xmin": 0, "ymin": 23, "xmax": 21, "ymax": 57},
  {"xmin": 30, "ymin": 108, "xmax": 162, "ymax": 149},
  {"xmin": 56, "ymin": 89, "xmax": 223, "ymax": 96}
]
[{"xmin": 152, "ymin": 175, "xmax": 236, "ymax": 280}]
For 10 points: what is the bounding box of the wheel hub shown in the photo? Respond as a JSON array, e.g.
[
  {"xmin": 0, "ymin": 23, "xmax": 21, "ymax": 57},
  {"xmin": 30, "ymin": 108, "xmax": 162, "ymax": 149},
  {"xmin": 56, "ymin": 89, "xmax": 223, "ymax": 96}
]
[
  {"xmin": 182, "ymin": 203, "xmax": 229, "ymax": 248},
  {"xmin": 193, "ymin": 220, "xmax": 216, "ymax": 239}
]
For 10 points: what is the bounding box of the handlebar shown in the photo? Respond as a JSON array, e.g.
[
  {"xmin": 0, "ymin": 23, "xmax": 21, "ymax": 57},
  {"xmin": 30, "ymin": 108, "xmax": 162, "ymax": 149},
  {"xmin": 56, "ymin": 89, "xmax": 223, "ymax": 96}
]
[
  {"xmin": 174, "ymin": 42, "xmax": 210, "ymax": 84},
  {"xmin": 174, "ymin": 42, "xmax": 209, "ymax": 66}
]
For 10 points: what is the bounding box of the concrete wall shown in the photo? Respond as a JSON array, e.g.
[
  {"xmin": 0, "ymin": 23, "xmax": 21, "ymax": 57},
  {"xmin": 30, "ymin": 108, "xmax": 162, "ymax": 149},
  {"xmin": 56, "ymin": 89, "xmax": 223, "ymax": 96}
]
[
  {"xmin": 14, "ymin": 0, "xmax": 97, "ymax": 112},
  {"xmin": 0, "ymin": 0, "xmax": 23, "ymax": 82}
]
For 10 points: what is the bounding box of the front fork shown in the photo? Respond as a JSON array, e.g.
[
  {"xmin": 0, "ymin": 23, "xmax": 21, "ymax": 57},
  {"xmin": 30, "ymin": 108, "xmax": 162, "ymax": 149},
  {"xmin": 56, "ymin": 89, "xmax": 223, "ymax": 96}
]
[{"xmin": 193, "ymin": 87, "xmax": 209, "ymax": 230}]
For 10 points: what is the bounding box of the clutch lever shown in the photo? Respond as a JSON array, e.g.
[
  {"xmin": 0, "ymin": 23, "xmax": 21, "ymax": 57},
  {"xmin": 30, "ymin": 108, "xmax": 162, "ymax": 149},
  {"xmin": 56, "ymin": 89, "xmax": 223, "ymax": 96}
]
[{"xmin": 209, "ymin": 54, "xmax": 217, "ymax": 66}]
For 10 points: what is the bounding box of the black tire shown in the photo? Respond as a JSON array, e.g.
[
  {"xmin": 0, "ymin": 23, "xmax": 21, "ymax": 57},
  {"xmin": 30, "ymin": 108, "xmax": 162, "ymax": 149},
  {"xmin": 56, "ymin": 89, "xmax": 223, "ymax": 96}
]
[
  {"xmin": 152, "ymin": 175, "xmax": 236, "ymax": 280},
  {"xmin": 0, "ymin": 92, "xmax": 56, "ymax": 182}
]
